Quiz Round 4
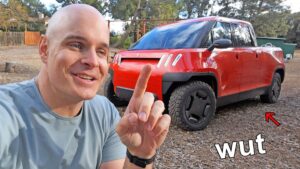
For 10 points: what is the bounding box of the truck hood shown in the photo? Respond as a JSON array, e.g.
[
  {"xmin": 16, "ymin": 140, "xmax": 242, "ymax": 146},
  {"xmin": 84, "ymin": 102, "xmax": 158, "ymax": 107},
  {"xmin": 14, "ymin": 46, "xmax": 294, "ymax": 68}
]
[{"xmin": 116, "ymin": 49, "xmax": 206, "ymax": 59}]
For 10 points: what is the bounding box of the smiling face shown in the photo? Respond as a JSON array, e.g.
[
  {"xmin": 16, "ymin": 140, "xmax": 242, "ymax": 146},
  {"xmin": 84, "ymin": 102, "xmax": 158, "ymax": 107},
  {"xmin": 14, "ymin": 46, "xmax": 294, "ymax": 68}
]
[{"xmin": 39, "ymin": 5, "xmax": 109, "ymax": 102}]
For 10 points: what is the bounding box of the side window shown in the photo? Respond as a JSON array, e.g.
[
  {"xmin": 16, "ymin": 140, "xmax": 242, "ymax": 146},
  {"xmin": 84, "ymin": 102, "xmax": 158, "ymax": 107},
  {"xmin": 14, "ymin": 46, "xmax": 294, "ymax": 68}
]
[
  {"xmin": 205, "ymin": 32, "xmax": 213, "ymax": 47},
  {"xmin": 248, "ymin": 26, "xmax": 257, "ymax": 46},
  {"xmin": 232, "ymin": 24, "xmax": 254, "ymax": 47},
  {"xmin": 212, "ymin": 22, "xmax": 232, "ymax": 41},
  {"xmin": 204, "ymin": 22, "xmax": 231, "ymax": 47}
]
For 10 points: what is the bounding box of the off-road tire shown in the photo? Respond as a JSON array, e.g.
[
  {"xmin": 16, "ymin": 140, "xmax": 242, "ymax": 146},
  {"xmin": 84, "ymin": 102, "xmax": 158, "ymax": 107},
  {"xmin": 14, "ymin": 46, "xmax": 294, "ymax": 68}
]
[
  {"xmin": 260, "ymin": 73, "xmax": 281, "ymax": 103},
  {"xmin": 104, "ymin": 76, "xmax": 128, "ymax": 107},
  {"xmin": 169, "ymin": 81, "xmax": 216, "ymax": 131}
]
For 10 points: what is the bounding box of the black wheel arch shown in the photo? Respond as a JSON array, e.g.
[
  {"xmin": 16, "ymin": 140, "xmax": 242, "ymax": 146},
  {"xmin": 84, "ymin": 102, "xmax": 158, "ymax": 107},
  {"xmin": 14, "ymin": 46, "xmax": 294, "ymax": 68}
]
[
  {"xmin": 162, "ymin": 73, "xmax": 218, "ymax": 109},
  {"xmin": 275, "ymin": 68, "xmax": 285, "ymax": 83}
]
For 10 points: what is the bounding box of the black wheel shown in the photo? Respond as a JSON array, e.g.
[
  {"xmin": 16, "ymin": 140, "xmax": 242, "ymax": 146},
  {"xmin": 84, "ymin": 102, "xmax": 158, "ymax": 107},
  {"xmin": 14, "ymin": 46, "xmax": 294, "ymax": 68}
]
[
  {"xmin": 104, "ymin": 75, "xmax": 128, "ymax": 107},
  {"xmin": 169, "ymin": 81, "xmax": 216, "ymax": 131},
  {"xmin": 260, "ymin": 73, "xmax": 281, "ymax": 103}
]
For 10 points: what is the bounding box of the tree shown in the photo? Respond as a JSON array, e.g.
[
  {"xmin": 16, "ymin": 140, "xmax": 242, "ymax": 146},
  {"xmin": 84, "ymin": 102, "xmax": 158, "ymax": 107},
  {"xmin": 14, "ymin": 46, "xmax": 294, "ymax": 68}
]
[
  {"xmin": 48, "ymin": 4, "xmax": 60, "ymax": 16},
  {"xmin": 234, "ymin": 0, "xmax": 289, "ymax": 19},
  {"xmin": 243, "ymin": 0, "xmax": 290, "ymax": 37},
  {"xmin": 139, "ymin": 0, "xmax": 180, "ymax": 34},
  {"xmin": 81, "ymin": 0, "xmax": 109, "ymax": 14},
  {"xmin": 142, "ymin": 0, "xmax": 179, "ymax": 20},
  {"xmin": 214, "ymin": 0, "xmax": 239, "ymax": 17},
  {"xmin": 109, "ymin": 0, "xmax": 180, "ymax": 47},
  {"xmin": 195, "ymin": 0, "xmax": 212, "ymax": 17},
  {"xmin": 252, "ymin": 11, "xmax": 291, "ymax": 37},
  {"xmin": 178, "ymin": 0, "xmax": 212, "ymax": 18},
  {"xmin": 286, "ymin": 12, "xmax": 300, "ymax": 47},
  {"xmin": 0, "ymin": 0, "xmax": 29, "ymax": 31},
  {"xmin": 109, "ymin": 0, "xmax": 143, "ymax": 47},
  {"xmin": 56, "ymin": 0, "xmax": 79, "ymax": 7},
  {"xmin": 213, "ymin": 0, "xmax": 291, "ymax": 37},
  {"xmin": 22, "ymin": 0, "xmax": 48, "ymax": 17}
]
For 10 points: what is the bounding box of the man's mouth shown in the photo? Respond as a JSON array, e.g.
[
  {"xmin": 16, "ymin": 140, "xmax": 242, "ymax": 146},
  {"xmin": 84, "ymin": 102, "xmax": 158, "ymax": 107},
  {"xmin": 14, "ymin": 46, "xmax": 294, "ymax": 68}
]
[{"xmin": 74, "ymin": 73, "xmax": 96, "ymax": 81}]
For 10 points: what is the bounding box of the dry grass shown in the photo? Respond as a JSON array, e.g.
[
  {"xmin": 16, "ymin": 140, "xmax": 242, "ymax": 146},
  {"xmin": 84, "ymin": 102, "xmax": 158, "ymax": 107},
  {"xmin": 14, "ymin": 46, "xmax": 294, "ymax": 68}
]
[{"xmin": 0, "ymin": 46, "xmax": 40, "ymax": 84}]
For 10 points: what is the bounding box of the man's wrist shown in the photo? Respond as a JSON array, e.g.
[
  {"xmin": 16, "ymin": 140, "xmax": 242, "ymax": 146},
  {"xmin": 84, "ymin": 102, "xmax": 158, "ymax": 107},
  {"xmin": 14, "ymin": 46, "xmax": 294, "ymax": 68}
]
[
  {"xmin": 126, "ymin": 149, "xmax": 156, "ymax": 168},
  {"xmin": 127, "ymin": 148, "xmax": 156, "ymax": 159}
]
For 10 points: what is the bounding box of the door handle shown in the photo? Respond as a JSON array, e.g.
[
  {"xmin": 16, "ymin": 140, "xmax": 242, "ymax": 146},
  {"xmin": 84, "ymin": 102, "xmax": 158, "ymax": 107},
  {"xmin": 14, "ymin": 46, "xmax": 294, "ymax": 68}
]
[
  {"xmin": 256, "ymin": 53, "xmax": 259, "ymax": 58},
  {"xmin": 236, "ymin": 54, "xmax": 239, "ymax": 59}
]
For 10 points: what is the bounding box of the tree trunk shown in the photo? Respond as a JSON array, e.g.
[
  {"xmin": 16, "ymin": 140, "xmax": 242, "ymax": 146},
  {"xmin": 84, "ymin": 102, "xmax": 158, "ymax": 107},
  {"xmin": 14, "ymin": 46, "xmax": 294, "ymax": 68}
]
[
  {"xmin": 111, "ymin": 0, "xmax": 142, "ymax": 48},
  {"xmin": 5, "ymin": 62, "xmax": 16, "ymax": 73}
]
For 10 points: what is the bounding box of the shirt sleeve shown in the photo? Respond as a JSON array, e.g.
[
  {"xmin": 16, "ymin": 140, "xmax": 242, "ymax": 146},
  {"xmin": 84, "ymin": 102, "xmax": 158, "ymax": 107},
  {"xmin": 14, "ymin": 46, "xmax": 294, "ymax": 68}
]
[
  {"xmin": 0, "ymin": 103, "xmax": 17, "ymax": 159},
  {"xmin": 101, "ymin": 102, "xmax": 126, "ymax": 163}
]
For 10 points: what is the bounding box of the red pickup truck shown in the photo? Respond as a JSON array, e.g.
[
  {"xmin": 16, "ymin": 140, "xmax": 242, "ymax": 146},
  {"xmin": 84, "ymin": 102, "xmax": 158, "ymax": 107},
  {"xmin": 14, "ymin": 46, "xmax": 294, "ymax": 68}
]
[{"xmin": 105, "ymin": 16, "xmax": 285, "ymax": 131}]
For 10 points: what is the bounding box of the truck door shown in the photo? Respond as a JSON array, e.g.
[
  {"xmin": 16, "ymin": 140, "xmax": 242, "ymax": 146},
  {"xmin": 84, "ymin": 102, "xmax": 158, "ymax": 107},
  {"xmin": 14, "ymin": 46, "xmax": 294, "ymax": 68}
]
[
  {"xmin": 206, "ymin": 22, "xmax": 240, "ymax": 97},
  {"xmin": 231, "ymin": 23, "xmax": 261, "ymax": 93}
]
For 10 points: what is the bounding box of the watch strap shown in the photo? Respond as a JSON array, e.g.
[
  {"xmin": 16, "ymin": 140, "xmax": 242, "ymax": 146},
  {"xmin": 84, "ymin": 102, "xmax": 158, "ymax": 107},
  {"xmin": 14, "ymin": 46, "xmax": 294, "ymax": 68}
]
[{"xmin": 126, "ymin": 150, "xmax": 156, "ymax": 168}]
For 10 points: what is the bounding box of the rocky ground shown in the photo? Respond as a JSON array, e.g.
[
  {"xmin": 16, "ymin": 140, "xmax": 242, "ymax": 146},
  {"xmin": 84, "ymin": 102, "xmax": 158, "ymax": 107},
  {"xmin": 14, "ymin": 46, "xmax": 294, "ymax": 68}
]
[{"xmin": 0, "ymin": 46, "xmax": 299, "ymax": 168}]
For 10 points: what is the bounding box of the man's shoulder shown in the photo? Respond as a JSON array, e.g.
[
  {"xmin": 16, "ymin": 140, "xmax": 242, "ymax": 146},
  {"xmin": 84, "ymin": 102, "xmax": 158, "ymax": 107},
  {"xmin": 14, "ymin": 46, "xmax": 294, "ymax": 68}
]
[
  {"xmin": 0, "ymin": 79, "xmax": 34, "ymax": 97},
  {"xmin": 0, "ymin": 80, "xmax": 34, "ymax": 136},
  {"xmin": 0, "ymin": 79, "xmax": 36, "ymax": 116}
]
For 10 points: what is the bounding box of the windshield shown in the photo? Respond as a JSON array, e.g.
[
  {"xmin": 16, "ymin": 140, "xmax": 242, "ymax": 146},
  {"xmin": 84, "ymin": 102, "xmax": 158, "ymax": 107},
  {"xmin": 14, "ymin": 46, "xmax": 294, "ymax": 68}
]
[{"xmin": 130, "ymin": 21, "xmax": 209, "ymax": 50}]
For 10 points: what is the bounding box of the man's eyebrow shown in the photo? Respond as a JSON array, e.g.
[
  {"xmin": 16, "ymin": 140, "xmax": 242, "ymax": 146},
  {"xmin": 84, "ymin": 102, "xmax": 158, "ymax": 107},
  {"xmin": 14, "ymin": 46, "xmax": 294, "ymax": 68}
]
[
  {"xmin": 62, "ymin": 35, "xmax": 109, "ymax": 49},
  {"xmin": 98, "ymin": 42, "xmax": 109, "ymax": 50},
  {"xmin": 63, "ymin": 35, "xmax": 87, "ymax": 42}
]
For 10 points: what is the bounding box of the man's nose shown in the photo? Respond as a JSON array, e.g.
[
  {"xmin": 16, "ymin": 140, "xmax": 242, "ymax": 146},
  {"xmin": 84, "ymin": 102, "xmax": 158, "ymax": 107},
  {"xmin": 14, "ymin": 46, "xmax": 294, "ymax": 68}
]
[{"xmin": 81, "ymin": 50, "xmax": 99, "ymax": 67}]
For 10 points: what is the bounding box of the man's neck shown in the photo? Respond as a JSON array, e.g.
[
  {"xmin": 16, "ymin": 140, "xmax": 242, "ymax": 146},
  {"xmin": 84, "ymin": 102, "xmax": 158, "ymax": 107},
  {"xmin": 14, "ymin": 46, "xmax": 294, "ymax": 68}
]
[
  {"xmin": 35, "ymin": 73, "xmax": 83, "ymax": 118},
  {"xmin": 51, "ymin": 104, "xmax": 83, "ymax": 117}
]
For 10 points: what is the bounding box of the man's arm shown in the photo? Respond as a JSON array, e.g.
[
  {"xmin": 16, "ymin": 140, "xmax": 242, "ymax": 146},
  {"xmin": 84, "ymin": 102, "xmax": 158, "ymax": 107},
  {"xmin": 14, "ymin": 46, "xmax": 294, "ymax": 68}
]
[
  {"xmin": 100, "ymin": 159, "xmax": 125, "ymax": 169},
  {"xmin": 100, "ymin": 158, "xmax": 154, "ymax": 169}
]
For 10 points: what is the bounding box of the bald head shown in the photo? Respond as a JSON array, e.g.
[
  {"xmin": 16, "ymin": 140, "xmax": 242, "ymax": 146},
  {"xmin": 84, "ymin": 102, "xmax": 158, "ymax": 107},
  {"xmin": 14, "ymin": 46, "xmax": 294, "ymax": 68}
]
[
  {"xmin": 37, "ymin": 4, "xmax": 110, "ymax": 107},
  {"xmin": 46, "ymin": 4, "xmax": 108, "ymax": 41}
]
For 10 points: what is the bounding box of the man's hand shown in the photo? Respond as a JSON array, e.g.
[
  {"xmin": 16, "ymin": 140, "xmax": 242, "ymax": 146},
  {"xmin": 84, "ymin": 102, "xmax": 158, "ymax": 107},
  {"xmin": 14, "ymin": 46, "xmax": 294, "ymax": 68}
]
[{"xmin": 116, "ymin": 65, "xmax": 171, "ymax": 159}]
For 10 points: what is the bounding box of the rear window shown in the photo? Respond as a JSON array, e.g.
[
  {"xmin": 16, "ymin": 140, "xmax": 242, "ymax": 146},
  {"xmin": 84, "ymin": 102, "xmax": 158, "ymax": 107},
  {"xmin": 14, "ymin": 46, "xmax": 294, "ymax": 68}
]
[{"xmin": 130, "ymin": 21, "xmax": 209, "ymax": 50}]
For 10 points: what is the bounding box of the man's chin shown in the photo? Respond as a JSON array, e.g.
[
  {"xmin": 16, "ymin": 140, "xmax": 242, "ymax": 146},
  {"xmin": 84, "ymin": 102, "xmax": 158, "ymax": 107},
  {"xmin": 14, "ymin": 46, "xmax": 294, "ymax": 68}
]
[
  {"xmin": 73, "ymin": 86, "xmax": 99, "ymax": 100},
  {"xmin": 79, "ymin": 93, "xmax": 97, "ymax": 100}
]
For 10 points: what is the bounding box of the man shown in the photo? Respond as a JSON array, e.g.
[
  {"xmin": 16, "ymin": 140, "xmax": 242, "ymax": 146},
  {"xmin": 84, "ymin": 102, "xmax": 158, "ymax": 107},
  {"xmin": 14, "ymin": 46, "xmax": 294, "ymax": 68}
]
[{"xmin": 0, "ymin": 4, "xmax": 171, "ymax": 169}]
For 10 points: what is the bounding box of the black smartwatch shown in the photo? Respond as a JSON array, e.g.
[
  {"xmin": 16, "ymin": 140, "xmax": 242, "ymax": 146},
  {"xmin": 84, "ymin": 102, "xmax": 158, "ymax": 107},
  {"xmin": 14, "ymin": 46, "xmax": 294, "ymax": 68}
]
[{"xmin": 126, "ymin": 150, "xmax": 156, "ymax": 168}]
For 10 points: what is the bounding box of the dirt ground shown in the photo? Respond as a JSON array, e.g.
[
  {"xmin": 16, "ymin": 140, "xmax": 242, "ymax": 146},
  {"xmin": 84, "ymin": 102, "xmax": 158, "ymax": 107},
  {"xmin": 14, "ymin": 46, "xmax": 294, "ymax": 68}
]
[{"xmin": 0, "ymin": 46, "xmax": 299, "ymax": 168}]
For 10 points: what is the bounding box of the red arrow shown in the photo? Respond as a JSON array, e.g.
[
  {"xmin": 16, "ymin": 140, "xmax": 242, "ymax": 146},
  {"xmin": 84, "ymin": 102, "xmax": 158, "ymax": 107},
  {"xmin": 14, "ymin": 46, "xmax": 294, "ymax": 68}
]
[{"xmin": 265, "ymin": 112, "xmax": 281, "ymax": 126}]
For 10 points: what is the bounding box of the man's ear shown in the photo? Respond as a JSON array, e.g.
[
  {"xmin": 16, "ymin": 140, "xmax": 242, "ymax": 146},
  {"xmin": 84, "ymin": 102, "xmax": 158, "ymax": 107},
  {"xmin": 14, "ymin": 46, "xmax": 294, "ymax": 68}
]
[{"xmin": 39, "ymin": 35, "xmax": 48, "ymax": 64}]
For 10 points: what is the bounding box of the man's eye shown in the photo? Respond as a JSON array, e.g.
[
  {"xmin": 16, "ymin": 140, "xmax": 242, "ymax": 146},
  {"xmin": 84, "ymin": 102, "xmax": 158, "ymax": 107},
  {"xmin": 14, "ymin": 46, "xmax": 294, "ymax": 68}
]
[
  {"xmin": 96, "ymin": 50, "xmax": 107, "ymax": 57},
  {"xmin": 69, "ymin": 43, "xmax": 83, "ymax": 49}
]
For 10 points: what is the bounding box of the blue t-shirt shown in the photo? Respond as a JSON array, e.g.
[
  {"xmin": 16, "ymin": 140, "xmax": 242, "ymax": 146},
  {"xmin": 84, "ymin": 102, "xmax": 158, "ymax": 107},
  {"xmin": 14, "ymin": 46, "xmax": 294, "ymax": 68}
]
[{"xmin": 0, "ymin": 79, "xmax": 126, "ymax": 169}]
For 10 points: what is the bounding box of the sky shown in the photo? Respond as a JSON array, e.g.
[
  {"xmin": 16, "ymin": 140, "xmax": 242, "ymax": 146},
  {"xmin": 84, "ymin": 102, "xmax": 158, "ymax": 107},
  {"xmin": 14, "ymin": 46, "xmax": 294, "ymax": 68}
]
[
  {"xmin": 41, "ymin": 0, "xmax": 59, "ymax": 7},
  {"xmin": 282, "ymin": 0, "xmax": 300, "ymax": 13},
  {"xmin": 40, "ymin": 0, "xmax": 300, "ymax": 34}
]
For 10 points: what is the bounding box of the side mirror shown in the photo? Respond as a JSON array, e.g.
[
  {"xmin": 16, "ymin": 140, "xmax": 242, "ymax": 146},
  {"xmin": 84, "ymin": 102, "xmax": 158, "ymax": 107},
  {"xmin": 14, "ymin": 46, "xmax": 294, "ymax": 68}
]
[{"xmin": 207, "ymin": 39, "xmax": 232, "ymax": 51}]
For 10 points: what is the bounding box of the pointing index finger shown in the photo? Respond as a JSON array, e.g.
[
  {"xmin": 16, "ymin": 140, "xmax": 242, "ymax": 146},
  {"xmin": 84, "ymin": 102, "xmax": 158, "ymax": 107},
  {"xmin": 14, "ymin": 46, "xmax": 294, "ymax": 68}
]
[{"xmin": 132, "ymin": 65, "xmax": 152, "ymax": 99}]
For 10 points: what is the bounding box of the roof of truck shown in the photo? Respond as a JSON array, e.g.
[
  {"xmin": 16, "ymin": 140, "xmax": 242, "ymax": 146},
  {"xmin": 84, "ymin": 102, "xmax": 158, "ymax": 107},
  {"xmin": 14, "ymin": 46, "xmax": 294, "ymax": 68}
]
[{"xmin": 159, "ymin": 16, "xmax": 251, "ymax": 27}]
